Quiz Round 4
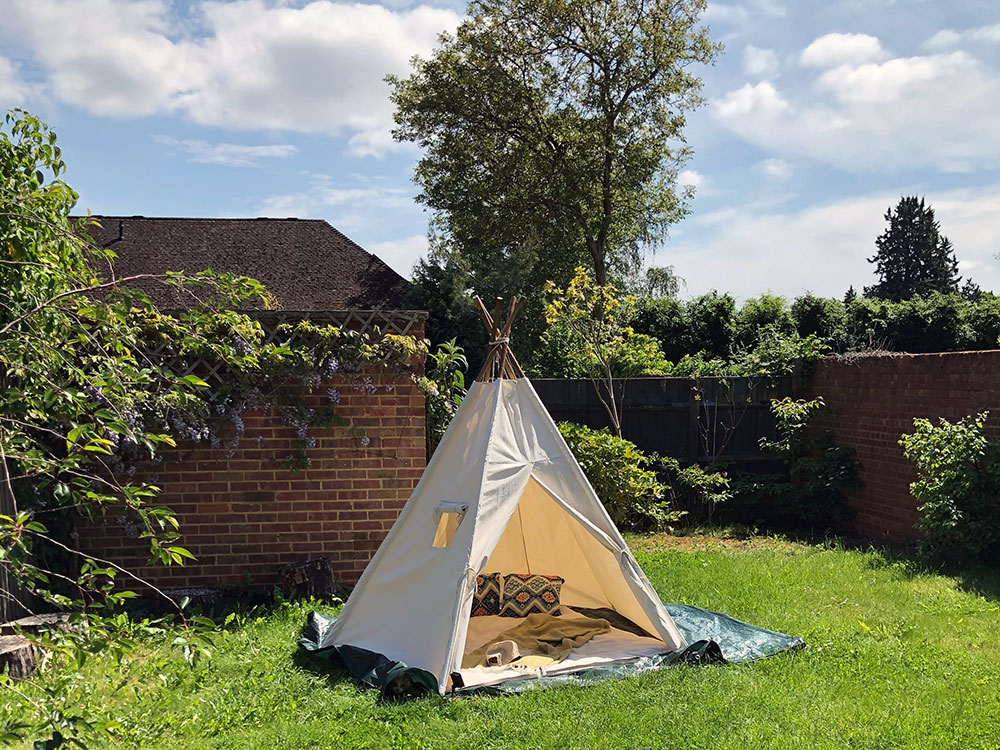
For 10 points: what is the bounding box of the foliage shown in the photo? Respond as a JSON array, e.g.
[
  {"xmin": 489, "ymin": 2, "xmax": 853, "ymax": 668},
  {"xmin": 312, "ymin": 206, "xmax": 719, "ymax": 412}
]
[
  {"xmin": 557, "ymin": 422, "xmax": 679, "ymax": 530},
  {"xmin": 526, "ymin": 320, "xmax": 591, "ymax": 379},
  {"xmin": 682, "ymin": 291, "xmax": 736, "ymax": 360},
  {"xmin": 899, "ymin": 413, "xmax": 1000, "ymax": 563},
  {"xmin": 0, "ymin": 110, "xmax": 425, "ymax": 747},
  {"xmin": 736, "ymin": 326, "xmax": 827, "ymax": 379},
  {"xmin": 790, "ymin": 294, "xmax": 848, "ymax": 349},
  {"xmin": 732, "ymin": 397, "xmax": 858, "ymax": 528},
  {"xmin": 389, "ymin": 0, "xmax": 719, "ymax": 289},
  {"xmin": 962, "ymin": 292, "xmax": 1000, "ymax": 349},
  {"xmin": 423, "ymin": 340, "xmax": 468, "ymax": 456},
  {"xmin": 734, "ymin": 294, "xmax": 794, "ymax": 350},
  {"xmin": 624, "ymin": 265, "xmax": 684, "ymax": 299},
  {"xmin": 401, "ymin": 256, "xmax": 485, "ymax": 376},
  {"xmin": 865, "ymin": 196, "xmax": 962, "ymax": 301},
  {"xmin": 845, "ymin": 292, "xmax": 970, "ymax": 353},
  {"xmin": 658, "ymin": 457, "xmax": 732, "ymax": 524},
  {"xmin": 627, "ymin": 296, "xmax": 688, "ymax": 363},
  {"xmin": 542, "ymin": 268, "xmax": 672, "ymax": 435}
]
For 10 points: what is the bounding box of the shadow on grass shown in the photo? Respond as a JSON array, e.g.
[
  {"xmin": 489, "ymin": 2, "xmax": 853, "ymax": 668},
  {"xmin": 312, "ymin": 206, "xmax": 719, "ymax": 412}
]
[
  {"xmin": 291, "ymin": 646, "xmax": 355, "ymax": 689},
  {"xmin": 863, "ymin": 544, "xmax": 1000, "ymax": 602}
]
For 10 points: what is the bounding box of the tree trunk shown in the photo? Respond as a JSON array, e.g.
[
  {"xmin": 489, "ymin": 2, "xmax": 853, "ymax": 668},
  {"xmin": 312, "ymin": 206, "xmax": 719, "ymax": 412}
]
[
  {"xmin": 0, "ymin": 635, "xmax": 36, "ymax": 681},
  {"xmin": 277, "ymin": 558, "xmax": 336, "ymax": 601}
]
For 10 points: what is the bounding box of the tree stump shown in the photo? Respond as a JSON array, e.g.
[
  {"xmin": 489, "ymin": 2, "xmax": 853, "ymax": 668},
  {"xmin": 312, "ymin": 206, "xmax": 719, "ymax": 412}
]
[
  {"xmin": 0, "ymin": 635, "xmax": 36, "ymax": 681},
  {"xmin": 277, "ymin": 558, "xmax": 336, "ymax": 601}
]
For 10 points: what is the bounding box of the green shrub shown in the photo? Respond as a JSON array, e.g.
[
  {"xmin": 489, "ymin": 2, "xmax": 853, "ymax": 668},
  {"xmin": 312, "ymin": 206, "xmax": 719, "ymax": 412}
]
[
  {"xmin": 629, "ymin": 296, "xmax": 688, "ymax": 363},
  {"xmin": 424, "ymin": 339, "xmax": 468, "ymax": 455},
  {"xmin": 735, "ymin": 293, "xmax": 794, "ymax": 349},
  {"xmin": 962, "ymin": 292, "xmax": 1000, "ymax": 350},
  {"xmin": 729, "ymin": 397, "xmax": 858, "ymax": 528},
  {"xmin": 791, "ymin": 294, "xmax": 848, "ymax": 349},
  {"xmin": 899, "ymin": 413, "xmax": 1000, "ymax": 562},
  {"xmin": 736, "ymin": 325, "xmax": 828, "ymax": 378},
  {"xmin": 846, "ymin": 293, "xmax": 971, "ymax": 353},
  {"xmin": 527, "ymin": 319, "xmax": 590, "ymax": 378},
  {"xmin": 558, "ymin": 421, "xmax": 681, "ymax": 530},
  {"xmin": 683, "ymin": 291, "xmax": 736, "ymax": 360}
]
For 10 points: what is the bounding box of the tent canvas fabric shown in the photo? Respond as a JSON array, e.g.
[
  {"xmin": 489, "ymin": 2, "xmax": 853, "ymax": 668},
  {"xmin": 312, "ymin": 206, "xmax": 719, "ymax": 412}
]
[{"xmin": 320, "ymin": 377, "xmax": 690, "ymax": 693}]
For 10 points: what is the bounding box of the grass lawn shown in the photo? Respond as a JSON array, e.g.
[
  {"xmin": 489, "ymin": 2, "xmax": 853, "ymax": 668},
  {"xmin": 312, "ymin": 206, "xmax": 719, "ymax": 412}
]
[{"xmin": 6, "ymin": 533, "xmax": 1000, "ymax": 749}]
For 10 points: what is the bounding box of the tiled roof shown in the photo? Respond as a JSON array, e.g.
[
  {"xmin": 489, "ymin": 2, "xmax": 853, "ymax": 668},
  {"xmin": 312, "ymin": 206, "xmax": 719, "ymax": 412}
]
[{"xmin": 80, "ymin": 216, "xmax": 408, "ymax": 311}]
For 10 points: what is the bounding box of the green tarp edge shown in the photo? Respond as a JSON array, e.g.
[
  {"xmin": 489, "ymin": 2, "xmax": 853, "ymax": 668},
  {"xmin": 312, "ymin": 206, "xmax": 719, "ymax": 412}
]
[{"xmin": 297, "ymin": 603, "xmax": 804, "ymax": 700}]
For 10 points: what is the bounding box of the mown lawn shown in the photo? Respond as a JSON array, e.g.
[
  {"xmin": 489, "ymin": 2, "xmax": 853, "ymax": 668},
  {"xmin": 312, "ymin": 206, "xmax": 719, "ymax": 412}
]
[{"xmin": 7, "ymin": 534, "xmax": 1000, "ymax": 749}]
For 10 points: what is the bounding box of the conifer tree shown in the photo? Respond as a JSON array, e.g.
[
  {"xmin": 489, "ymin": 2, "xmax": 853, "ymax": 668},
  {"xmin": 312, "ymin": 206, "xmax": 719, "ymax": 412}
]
[{"xmin": 865, "ymin": 196, "xmax": 961, "ymax": 301}]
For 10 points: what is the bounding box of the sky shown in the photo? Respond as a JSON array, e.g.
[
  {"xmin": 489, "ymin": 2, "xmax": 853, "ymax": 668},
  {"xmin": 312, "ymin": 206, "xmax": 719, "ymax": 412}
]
[{"xmin": 0, "ymin": 0, "xmax": 998, "ymax": 300}]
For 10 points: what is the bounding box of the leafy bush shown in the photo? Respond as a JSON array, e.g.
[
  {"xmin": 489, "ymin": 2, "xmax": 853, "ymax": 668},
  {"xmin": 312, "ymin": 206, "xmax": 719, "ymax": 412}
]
[
  {"xmin": 736, "ymin": 326, "xmax": 828, "ymax": 379},
  {"xmin": 628, "ymin": 296, "xmax": 688, "ymax": 362},
  {"xmin": 845, "ymin": 293, "xmax": 971, "ymax": 353},
  {"xmin": 557, "ymin": 422, "xmax": 681, "ymax": 530},
  {"xmin": 959, "ymin": 292, "xmax": 1000, "ymax": 350},
  {"xmin": 423, "ymin": 339, "xmax": 468, "ymax": 454},
  {"xmin": 899, "ymin": 413, "xmax": 1000, "ymax": 562},
  {"xmin": 791, "ymin": 294, "xmax": 848, "ymax": 349},
  {"xmin": 728, "ymin": 397, "xmax": 858, "ymax": 528},
  {"xmin": 683, "ymin": 291, "xmax": 736, "ymax": 360},
  {"xmin": 735, "ymin": 293, "xmax": 794, "ymax": 349},
  {"xmin": 527, "ymin": 319, "xmax": 591, "ymax": 378}
]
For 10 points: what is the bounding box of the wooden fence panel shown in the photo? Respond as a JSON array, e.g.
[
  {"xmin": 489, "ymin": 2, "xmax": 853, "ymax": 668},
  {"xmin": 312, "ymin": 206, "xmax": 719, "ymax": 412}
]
[
  {"xmin": 532, "ymin": 376, "xmax": 797, "ymax": 464},
  {"xmin": 1, "ymin": 461, "xmax": 33, "ymax": 622}
]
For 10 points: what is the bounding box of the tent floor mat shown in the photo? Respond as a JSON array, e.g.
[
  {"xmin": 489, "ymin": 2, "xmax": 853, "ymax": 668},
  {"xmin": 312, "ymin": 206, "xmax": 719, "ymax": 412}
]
[{"xmin": 297, "ymin": 602, "xmax": 805, "ymax": 699}]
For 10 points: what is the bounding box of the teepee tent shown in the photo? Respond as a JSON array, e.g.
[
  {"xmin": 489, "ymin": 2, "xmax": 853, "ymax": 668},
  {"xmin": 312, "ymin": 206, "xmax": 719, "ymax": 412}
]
[{"xmin": 322, "ymin": 297, "xmax": 687, "ymax": 693}]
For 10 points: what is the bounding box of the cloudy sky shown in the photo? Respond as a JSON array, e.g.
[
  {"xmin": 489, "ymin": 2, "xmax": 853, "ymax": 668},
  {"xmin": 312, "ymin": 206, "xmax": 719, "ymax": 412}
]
[{"xmin": 1, "ymin": 0, "xmax": 998, "ymax": 300}]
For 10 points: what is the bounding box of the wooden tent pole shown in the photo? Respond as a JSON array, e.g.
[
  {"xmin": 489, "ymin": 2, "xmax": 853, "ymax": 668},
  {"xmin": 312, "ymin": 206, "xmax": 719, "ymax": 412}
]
[
  {"xmin": 473, "ymin": 296, "xmax": 500, "ymax": 382},
  {"xmin": 472, "ymin": 294, "xmax": 526, "ymax": 381}
]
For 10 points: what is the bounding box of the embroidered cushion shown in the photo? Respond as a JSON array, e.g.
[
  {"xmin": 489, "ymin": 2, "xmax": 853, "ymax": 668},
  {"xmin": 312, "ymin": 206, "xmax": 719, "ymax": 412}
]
[
  {"xmin": 471, "ymin": 572, "xmax": 503, "ymax": 617},
  {"xmin": 499, "ymin": 573, "xmax": 564, "ymax": 617}
]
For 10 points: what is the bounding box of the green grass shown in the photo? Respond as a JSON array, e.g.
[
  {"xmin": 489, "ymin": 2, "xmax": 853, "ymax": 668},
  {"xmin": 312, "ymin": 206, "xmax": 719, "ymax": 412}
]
[{"xmin": 7, "ymin": 534, "xmax": 1000, "ymax": 749}]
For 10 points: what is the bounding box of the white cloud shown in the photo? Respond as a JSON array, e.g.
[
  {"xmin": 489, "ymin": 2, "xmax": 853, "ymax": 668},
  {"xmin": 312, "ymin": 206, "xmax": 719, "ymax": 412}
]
[
  {"xmin": 3, "ymin": 0, "xmax": 461, "ymax": 156},
  {"xmin": 663, "ymin": 185, "xmax": 1000, "ymax": 300},
  {"xmin": 714, "ymin": 49, "xmax": 1000, "ymax": 173},
  {"xmin": 0, "ymin": 55, "xmax": 28, "ymax": 104},
  {"xmin": 926, "ymin": 23, "xmax": 1000, "ymax": 50},
  {"xmin": 678, "ymin": 169, "xmax": 707, "ymax": 192},
  {"xmin": 800, "ymin": 33, "xmax": 887, "ymax": 68},
  {"xmin": 715, "ymin": 81, "xmax": 789, "ymax": 119},
  {"xmin": 755, "ymin": 158, "xmax": 792, "ymax": 180},
  {"xmin": 154, "ymin": 136, "xmax": 298, "ymax": 167},
  {"xmin": 367, "ymin": 234, "xmax": 427, "ymax": 278},
  {"xmin": 743, "ymin": 45, "xmax": 778, "ymax": 77},
  {"xmin": 703, "ymin": 0, "xmax": 785, "ymax": 24},
  {"xmin": 253, "ymin": 172, "xmax": 418, "ymax": 235},
  {"xmin": 702, "ymin": 3, "xmax": 749, "ymax": 24}
]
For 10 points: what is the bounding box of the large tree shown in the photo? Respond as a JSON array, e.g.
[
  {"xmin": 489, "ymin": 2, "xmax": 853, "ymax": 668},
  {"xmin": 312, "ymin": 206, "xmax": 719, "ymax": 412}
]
[
  {"xmin": 865, "ymin": 196, "xmax": 962, "ymax": 301},
  {"xmin": 389, "ymin": 0, "xmax": 718, "ymax": 294}
]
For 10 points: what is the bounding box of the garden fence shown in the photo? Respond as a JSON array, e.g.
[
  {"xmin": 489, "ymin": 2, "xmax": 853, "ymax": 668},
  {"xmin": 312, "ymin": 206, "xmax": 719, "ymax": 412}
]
[{"xmin": 532, "ymin": 376, "xmax": 797, "ymax": 464}]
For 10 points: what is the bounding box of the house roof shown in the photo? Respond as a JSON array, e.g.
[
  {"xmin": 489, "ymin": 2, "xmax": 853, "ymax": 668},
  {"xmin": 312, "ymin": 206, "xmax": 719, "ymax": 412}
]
[{"xmin": 81, "ymin": 216, "xmax": 409, "ymax": 311}]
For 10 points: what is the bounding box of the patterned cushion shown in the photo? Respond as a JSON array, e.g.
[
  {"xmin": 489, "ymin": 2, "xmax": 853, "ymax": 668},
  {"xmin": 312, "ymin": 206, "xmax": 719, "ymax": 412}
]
[
  {"xmin": 499, "ymin": 573, "xmax": 564, "ymax": 617},
  {"xmin": 471, "ymin": 572, "xmax": 503, "ymax": 617}
]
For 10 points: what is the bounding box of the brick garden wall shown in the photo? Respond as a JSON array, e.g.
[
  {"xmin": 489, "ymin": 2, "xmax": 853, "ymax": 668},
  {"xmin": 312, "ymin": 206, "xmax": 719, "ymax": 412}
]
[
  {"xmin": 78, "ymin": 367, "xmax": 426, "ymax": 590},
  {"xmin": 806, "ymin": 350, "xmax": 1000, "ymax": 541}
]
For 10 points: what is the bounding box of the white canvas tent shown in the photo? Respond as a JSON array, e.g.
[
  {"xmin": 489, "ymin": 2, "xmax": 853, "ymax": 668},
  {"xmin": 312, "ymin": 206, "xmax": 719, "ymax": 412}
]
[{"xmin": 325, "ymin": 298, "xmax": 687, "ymax": 693}]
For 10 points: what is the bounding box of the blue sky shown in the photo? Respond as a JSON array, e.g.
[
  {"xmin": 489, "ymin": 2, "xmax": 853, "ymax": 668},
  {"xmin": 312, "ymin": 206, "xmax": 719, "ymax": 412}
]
[{"xmin": 1, "ymin": 0, "xmax": 998, "ymax": 300}]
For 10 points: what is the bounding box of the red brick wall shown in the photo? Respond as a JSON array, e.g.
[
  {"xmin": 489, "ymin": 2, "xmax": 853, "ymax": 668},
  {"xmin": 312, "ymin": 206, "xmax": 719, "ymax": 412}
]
[
  {"xmin": 806, "ymin": 350, "xmax": 1000, "ymax": 540},
  {"xmin": 78, "ymin": 368, "xmax": 426, "ymax": 590}
]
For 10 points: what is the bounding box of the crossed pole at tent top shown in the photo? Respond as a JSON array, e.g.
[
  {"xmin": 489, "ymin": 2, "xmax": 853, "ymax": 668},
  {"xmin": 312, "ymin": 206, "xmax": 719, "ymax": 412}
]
[{"xmin": 473, "ymin": 295, "xmax": 526, "ymax": 382}]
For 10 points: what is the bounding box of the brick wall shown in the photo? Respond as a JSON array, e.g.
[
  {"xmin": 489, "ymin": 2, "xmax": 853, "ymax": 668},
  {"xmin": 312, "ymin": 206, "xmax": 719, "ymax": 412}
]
[
  {"xmin": 806, "ymin": 350, "xmax": 1000, "ymax": 540},
  {"xmin": 78, "ymin": 368, "xmax": 426, "ymax": 590}
]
